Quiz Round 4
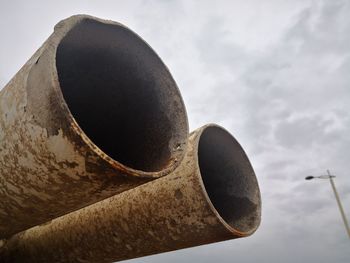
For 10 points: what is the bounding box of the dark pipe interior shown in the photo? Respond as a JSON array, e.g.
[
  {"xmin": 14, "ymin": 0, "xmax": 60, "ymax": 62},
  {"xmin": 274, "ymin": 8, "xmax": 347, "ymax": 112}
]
[
  {"xmin": 198, "ymin": 127, "xmax": 260, "ymax": 233},
  {"xmin": 56, "ymin": 19, "xmax": 186, "ymax": 172}
]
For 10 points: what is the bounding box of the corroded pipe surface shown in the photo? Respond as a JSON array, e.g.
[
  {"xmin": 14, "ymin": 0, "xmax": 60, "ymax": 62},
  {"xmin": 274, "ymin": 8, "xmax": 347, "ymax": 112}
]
[
  {"xmin": 0, "ymin": 15, "xmax": 188, "ymax": 238},
  {"xmin": 0, "ymin": 124, "xmax": 261, "ymax": 263}
]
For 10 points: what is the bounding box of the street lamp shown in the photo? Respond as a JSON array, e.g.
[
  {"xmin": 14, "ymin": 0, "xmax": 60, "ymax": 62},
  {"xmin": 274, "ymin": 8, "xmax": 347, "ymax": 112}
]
[{"xmin": 305, "ymin": 170, "xmax": 350, "ymax": 239}]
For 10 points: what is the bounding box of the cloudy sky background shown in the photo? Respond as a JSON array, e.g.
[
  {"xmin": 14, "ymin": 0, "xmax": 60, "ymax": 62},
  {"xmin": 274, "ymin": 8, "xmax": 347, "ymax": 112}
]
[{"xmin": 1, "ymin": 0, "xmax": 349, "ymax": 262}]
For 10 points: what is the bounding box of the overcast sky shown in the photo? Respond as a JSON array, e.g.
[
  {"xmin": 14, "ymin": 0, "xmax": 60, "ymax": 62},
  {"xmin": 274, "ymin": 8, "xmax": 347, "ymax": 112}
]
[{"xmin": 1, "ymin": 0, "xmax": 350, "ymax": 262}]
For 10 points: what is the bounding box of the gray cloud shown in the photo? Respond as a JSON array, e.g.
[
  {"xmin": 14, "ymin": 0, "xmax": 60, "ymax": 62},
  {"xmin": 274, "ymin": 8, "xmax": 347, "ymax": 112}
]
[{"xmin": 0, "ymin": 77, "xmax": 5, "ymax": 90}]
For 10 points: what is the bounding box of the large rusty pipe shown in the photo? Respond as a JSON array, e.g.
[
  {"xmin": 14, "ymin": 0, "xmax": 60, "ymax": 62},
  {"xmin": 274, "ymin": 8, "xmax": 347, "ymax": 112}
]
[
  {"xmin": 0, "ymin": 15, "xmax": 188, "ymax": 238},
  {"xmin": 0, "ymin": 124, "xmax": 261, "ymax": 263}
]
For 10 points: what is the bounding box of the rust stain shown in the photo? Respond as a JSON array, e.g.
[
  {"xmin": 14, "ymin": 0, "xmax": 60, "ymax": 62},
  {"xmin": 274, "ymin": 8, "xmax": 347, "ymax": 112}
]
[
  {"xmin": 0, "ymin": 125, "xmax": 261, "ymax": 263},
  {"xmin": 0, "ymin": 15, "xmax": 260, "ymax": 263},
  {"xmin": 0, "ymin": 14, "xmax": 188, "ymax": 239},
  {"xmin": 174, "ymin": 189, "xmax": 183, "ymax": 200}
]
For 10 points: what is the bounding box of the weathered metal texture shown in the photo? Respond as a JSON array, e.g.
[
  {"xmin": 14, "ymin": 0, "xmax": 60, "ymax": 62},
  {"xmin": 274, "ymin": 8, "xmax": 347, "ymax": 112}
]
[
  {"xmin": 0, "ymin": 15, "xmax": 188, "ymax": 238},
  {"xmin": 0, "ymin": 124, "xmax": 261, "ymax": 263}
]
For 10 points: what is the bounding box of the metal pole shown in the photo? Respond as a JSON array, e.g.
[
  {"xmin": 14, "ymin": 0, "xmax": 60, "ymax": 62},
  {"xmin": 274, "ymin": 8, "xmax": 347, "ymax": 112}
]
[{"xmin": 327, "ymin": 170, "xmax": 350, "ymax": 238}]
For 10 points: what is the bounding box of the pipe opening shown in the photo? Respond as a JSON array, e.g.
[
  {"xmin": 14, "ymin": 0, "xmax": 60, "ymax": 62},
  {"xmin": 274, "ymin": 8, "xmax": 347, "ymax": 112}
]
[
  {"xmin": 56, "ymin": 18, "xmax": 187, "ymax": 172},
  {"xmin": 198, "ymin": 126, "xmax": 260, "ymax": 233}
]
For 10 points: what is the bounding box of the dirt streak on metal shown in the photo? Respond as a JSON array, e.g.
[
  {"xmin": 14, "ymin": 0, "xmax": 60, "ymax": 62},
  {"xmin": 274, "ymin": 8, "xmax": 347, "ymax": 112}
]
[
  {"xmin": 0, "ymin": 15, "xmax": 188, "ymax": 239},
  {"xmin": 0, "ymin": 128, "xmax": 260, "ymax": 263}
]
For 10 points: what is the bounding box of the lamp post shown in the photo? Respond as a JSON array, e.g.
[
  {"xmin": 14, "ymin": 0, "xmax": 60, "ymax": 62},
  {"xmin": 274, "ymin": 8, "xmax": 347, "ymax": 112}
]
[{"xmin": 305, "ymin": 170, "xmax": 350, "ymax": 239}]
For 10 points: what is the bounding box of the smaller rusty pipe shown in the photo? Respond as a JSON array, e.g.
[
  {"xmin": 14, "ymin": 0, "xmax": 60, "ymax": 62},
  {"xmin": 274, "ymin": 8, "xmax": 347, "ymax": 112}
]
[
  {"xmin": 0, "ymin": 15, "xmax": 188, "ymax": 238},
  {"xmin": 0, "ymin": 124, "xmax": 261, "ymax": 263}
]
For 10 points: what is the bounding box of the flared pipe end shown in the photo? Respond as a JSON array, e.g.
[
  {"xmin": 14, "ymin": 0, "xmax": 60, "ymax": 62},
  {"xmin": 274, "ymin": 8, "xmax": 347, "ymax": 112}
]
[
  {"xmin": 196, "ymin": 124, "xmax": 261, "ymax": 236},
  {"xmin": 52, "ymin": 15, "xmax": 188, "ymax": 176}
]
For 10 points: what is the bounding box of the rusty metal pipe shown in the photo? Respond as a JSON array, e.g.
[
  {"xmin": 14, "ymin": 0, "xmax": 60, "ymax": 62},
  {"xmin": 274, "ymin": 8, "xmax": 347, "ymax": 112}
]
[
  {"xmin": 0, "ymin": 15, "xmax": 188, "ymax": 238},
  {"xmin": 0, "ymin": 124, "xmax": 261, "ymax": 263}
]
